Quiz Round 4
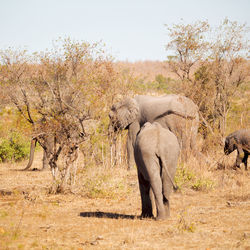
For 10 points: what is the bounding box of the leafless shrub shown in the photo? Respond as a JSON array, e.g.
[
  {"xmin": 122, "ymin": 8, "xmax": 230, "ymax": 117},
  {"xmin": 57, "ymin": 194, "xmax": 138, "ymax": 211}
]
[
  {"xmin": 0, "ymin": 38, "xmax": 132, "ymax": 193},
  {"xmin": 165, "ymin": 18, "xmax": 249, "ymax": 140}
]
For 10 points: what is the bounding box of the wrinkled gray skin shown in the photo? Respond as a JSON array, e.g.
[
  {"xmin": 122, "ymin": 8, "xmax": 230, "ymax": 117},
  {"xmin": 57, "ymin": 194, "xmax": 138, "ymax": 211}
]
[
  {"xmin": 134, "ymin": 122, "xmax": 180, "ymax": 220},
  {"xmin": 224, "ymin": 129, "xmax": 250, "ymax": 170},
  {"xmin": 23, "ymin": 135, "xmax": 54, "ymax": 171},
  {"xmin": 109, "ymin": 94, "xmax": 199, "ymax": 169}
]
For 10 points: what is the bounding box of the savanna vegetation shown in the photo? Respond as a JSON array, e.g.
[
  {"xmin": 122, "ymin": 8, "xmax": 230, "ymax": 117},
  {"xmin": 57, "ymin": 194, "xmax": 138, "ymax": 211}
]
[{"xmin": 0, "ymin": 19, "xmax": 249, "ymax": 249}]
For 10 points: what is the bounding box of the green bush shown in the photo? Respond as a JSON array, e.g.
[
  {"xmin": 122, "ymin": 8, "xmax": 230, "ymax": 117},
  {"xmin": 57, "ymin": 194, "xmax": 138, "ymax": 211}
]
[
  {"xmin": 0, "ymin": 131, "xmax": 30, "ymax": 163},
  {"xmin": 175, "ymin": 164, "xmax": 215, "ymax": 191},
  {"xmin": 175, "ymin": 164, "xmax": 196, "ymax": 189}
]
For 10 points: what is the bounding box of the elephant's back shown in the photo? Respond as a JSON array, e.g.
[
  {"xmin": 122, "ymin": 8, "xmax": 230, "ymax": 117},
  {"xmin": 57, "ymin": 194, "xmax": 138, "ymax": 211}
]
[
  {"xmin": 228, "ymin": 129, "xmax": 250, "ymax": 141},
  {"xmin": 238, "ymin": 129, "xmax": 250, "ymax": 151},
  {"xmin": 135, "ymin": 125, "xmax": 158, "ymax": 153},
  {"xmin": 226, "ymin": 129, "xmax": 250, "ymax": 152},
  {"xmin": 160, "ymin": 128, "xmax": 180, "ymax": 154},
  {"xmin": 135, "ymin": 94, "xmax": 198, "ymax": 124},
  {"xmin": 135, "ymin": 94, "xmax": 198, "ymax": 109},
  {"xmin": 238, "ymin": 129, "xmax": 250, "ymax": 138}
]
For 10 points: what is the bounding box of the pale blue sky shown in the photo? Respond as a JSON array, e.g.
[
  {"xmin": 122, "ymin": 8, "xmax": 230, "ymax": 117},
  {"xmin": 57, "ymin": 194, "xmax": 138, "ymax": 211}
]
[{"xmin": 0, "ymin": 0, "xmax": 249, "ymax": 61}]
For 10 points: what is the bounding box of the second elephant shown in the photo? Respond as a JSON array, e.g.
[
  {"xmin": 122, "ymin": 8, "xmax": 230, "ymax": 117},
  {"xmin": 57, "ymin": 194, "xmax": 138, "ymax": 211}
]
[
  {"xmin": 109, "ymin": 94, "xmax": 199, "ymax": 169},
  {"xmin": 224, "ymin": 129, "xmax": 250, "ymax": 170},
  {"xmin": 134, "ymin": 122, "xmax": 180, "ymax": 220}
]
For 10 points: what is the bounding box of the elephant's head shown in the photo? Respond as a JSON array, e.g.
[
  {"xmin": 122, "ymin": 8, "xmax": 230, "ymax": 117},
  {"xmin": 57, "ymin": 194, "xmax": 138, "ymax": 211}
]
[
  {"xmin": 108, "ymin": 98, "xmax": 139, "ymax": 133},
  {"xmin": 224, "ymin": 136, "xmax": 236, "ymax": 155}
]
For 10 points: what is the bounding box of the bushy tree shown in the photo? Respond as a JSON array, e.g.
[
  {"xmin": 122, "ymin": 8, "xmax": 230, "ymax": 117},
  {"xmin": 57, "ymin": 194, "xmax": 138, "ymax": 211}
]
[
  {"xmin": 165, "ymin": 18, "xmax": 249, "ymax": 138},
  {"xmin": 165, "ymin": 20, "xmax": 209, "ymax": 83},
  {"xmin": 0, "ymin": 38, "xmax": 131, "ymax": 193}
]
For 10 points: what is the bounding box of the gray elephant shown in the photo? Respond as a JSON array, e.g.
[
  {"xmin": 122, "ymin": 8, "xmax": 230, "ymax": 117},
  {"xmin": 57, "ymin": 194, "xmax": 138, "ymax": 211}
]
[
  {"xmin": 224, "ymin": 129, "xmax": 250, "ymax": 170},
  {"xmin": 134, "ymin": 122, "xmax": 180, "ymax": 220},
  {"xmin": 109, "ymin": 94, "xmax": 199, "ymax": 169},
  {"xmin": 23, "ymin": 135, "xmax": 54, "ymax": 171}
]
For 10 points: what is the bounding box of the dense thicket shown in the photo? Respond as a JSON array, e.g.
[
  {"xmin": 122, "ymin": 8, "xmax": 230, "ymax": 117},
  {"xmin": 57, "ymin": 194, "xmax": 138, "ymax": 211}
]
[
  {"xmin": 0, "ymin": 19, "xmax": 249, "ymax": 192},
  {"xmin": 165, "ymin": 18, "xmax": 249, "ymax": 139}
]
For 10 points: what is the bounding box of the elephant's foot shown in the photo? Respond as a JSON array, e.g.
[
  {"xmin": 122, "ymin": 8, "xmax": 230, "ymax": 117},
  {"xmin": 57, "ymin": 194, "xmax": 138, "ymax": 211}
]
[
  {"xmin": 140, "ymin": 212, "xmax": 153, "ymax": 219},
  {"xmin": 156, "ymin": 213, "xmax": 169, "ymax": 221}
]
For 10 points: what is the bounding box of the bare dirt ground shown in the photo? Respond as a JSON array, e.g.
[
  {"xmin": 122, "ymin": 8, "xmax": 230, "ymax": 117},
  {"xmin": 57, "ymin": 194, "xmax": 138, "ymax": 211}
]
[{"xmin": 0, "ymin": 152, "xmax": 250, "ymax": 250}]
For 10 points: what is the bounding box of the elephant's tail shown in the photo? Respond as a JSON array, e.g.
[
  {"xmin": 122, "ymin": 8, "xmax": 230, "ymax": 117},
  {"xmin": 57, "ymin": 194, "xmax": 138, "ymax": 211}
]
[
  {"xmin": 158, "ymin": 156, "xmax": 179, "ymax": 191},
  {"xmin": 173, "ymin": 184, "xmax": 179, "ymax": 192},
  {"xmin": 22, "ymin": 138, "xmax": 37, "ymax": 171}
]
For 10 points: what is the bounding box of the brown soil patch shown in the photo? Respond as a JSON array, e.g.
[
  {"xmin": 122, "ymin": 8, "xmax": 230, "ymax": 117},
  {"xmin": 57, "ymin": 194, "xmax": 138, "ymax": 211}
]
[{"xmin": 0, "ymin": 152, "xmax": 250, "ymax": 249}]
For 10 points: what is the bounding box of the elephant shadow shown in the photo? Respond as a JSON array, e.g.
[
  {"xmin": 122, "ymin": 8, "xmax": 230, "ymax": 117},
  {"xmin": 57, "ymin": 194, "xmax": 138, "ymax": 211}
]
[{"xmin": 79, "ymin": 211, "xmax": 137, "ymax": 220}]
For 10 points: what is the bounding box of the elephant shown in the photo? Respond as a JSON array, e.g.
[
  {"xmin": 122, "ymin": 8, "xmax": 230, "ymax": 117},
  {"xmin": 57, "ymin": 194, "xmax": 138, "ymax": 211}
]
[
  {"xmin": 109, "ymin": 94, "xmax": 199, "ymax": 169},
  {"xmin": 224, "ymin": 129, "xmax": 250, "ymax": 170},
  {"xmin": 23, "ymin": 135, "xmax": 54, "ymax": 171},
  {"xmin": 134, "ymin": 122, "xmax": 180, "ymax": 220}
]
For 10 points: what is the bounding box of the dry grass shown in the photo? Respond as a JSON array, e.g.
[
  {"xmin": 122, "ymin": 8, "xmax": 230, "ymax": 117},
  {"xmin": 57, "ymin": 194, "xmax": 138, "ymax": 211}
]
[
  {"xmin": 0, "ymin": 150, "xmax": 250, "ymax": 249},
  {"xmin": 116, "ymin": 60, "xmax": 250, "ymax": 83},
  {"xmin": 116, "ymin": 61, "xmax": 177, "ymax": 82}
]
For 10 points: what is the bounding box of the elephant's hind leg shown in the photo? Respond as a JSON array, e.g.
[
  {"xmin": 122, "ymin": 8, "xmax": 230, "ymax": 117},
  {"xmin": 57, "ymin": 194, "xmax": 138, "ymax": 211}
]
[
  {"xmin": 150, "ymin": 178, "xmax": 166, "ymax": 220},
  {"xmin": 138, "ymin": 173, "xmax": 153, "ymax": 219},
  {"xmin": 148, "ymin": 162, "xmax": 167, "ymax": 220},
  {"xmin": 161, "ymin": 163, "xmax": 175, "ymax": 218},
  {"xmin": 163, "ymin": 195, "xmax": 170, "ymax": 217},
  {"xmin": 236, "ymin": 147, "xmax": 244, "ymax": 169}
]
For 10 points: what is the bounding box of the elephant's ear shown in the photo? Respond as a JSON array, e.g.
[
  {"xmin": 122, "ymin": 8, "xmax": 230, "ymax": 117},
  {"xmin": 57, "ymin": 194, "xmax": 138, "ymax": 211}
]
[
  {"xmin": 224, "ymin": 135, "xmax": 236, "ymax": 154},
  {"xmin": 112, "ymin": 98, "xmax": 139, "ymax": 129}
]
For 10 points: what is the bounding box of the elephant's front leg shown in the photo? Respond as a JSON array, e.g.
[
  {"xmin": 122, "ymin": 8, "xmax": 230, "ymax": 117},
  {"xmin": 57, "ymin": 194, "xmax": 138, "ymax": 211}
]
[
  {"xmin": 242, "ymin": 151, "xmax": 248, "ymax": 170},
  {"xmin": 138, "ymin": 173, "xmax": 153, "ymax": 219},
  {"xmin": 235, "ymin": 147, "xmax": 244, "ymax": 169}
]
